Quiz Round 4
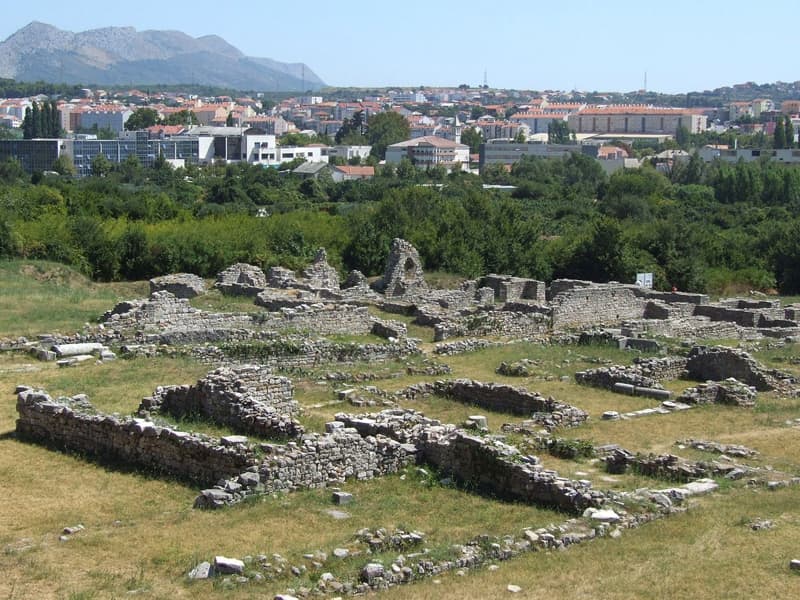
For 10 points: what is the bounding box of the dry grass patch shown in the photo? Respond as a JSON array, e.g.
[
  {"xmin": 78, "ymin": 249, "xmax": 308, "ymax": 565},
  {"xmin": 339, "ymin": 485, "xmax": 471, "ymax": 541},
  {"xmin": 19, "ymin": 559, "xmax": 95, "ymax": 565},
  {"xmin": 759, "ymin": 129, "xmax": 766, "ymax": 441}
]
[{"xmin": 386, "ymin": 486, "xmax": 800, "ymax": 600}]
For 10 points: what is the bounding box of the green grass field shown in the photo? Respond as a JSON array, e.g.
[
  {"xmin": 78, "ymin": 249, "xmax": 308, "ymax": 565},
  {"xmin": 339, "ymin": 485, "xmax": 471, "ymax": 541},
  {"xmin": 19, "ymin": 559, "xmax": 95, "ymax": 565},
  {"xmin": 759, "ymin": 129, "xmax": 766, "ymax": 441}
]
[{"xmin": 2, "ymin": 259, "xmax": 800, "ymax": 599}]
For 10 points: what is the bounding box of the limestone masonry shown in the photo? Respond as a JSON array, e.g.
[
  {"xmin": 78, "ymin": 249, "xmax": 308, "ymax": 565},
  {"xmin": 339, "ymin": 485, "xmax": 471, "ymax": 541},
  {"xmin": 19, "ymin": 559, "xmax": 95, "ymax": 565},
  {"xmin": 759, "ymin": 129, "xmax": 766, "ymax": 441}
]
[{"xmin": 138, "ymin": 365, "xmax": 304, "ymax": 439}]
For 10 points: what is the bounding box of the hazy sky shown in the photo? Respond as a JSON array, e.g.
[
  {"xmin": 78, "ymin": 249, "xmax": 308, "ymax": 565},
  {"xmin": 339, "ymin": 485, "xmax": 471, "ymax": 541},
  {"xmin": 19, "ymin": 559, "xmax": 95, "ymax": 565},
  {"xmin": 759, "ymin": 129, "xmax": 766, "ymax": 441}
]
[{"xmin": 2, "ymin": 0, "xmax": 797, "ymax": 93}]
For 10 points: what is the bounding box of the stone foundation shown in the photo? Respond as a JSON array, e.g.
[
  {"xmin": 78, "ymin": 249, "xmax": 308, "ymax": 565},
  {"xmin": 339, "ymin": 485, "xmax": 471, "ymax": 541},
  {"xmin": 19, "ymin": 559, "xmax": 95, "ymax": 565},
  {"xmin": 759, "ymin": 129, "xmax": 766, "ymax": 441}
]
[
  {"xmin": 149, "ymin": 273, "xmax": 206, "ymax": 298},
  {"xmin": 432, "ymin": 379, "xmax": 588, "ymax": 428},
  {"xmin": 419, "ymin": 431, "xmax": 602, "ymax": 513},
  {"xmin": 195, "ymin": 427, "xmax": 416, "ymax": 508},
  {"xmin": 685, "ymin": 346, "xmax": 796, "ymax": 391},
  {"xmin": 677, "ymin": 379, "xmax": 757, "ymax": 408},
  {"xmin": 16, "ymin": 389, "xmax": 256, "ymax": 485},
  {"xmin": 215, "ymin": 263, "xmax": 267, "ymax": 296},
  {"xmin": 138, "ymin": 366, "xmax": 304, "ymax": 439}
]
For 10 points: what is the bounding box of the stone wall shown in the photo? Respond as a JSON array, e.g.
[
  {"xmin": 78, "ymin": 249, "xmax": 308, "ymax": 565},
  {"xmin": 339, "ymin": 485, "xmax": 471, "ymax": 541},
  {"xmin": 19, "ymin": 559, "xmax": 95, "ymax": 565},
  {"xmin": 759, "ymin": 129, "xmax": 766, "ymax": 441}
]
[
  {"xmin": 195, "ymin": 427, "xmax": 416, "ymax": 508},
  {"xmin": 432, "ymin": 309, "xmax": 550, "ymax": 341},
  {"xmin": 684, "ymin": 346, "xmax": 795, "ymax": 391},
  {"xmin": 264, "ymin": 303, "xmax": 375, "ymax": 336},
  {"xmin": 785, "ymin": 305, "xmax": 800, "ymax": 321},
  {"xmin": 103, "ymin": 291, "xmax": 253, "ymax": 335},
  {"xmin": 149, "ymin": 273, "xmax": 206, "ymax": 298},
  {"xmin": 419, "ymin": 431, "xmax": 602, "ymax": 513},
  {"xmin": 550, "ymin": 281, "xmax": 646, "ymax": 329},
  {"xmin": 677, "ymin": 379, "xmax": 757, "ymax": 408},
  {"xmin": 138, "ymin": 366, "xmax": 304, "ymax": 439},
  {"xmin": 302, "ymin": 248, "xmax": 340, "ymax": 291},
  {"xmin": 632, "ymin": 356, "xmax": 689, "ymax": 381},
  {"xmin": 16, "ymin": 389, "xmax": 257, "ymax": 485},
  {"xmin": 373, "ymin": 238, "xmax": 428, "ymax": 299},
  {"xmin": 645, "ymin": 290, "xmax": 709, "ymax": 305},
  {"xmin": 432, "ymin": 379, "xmax": 588, "ymax": 428},
  {"xmin": 103, "ymin": 292, "xmax": 398, "ymax": 343},
  {"xmin": 215, "ymin": 263, "xmax": 267, "ymax": 296},
  {"xmin": 643, "ymin": 301, "xmax": 697, "ymax": 320},
  {"xmin": 633, "ymin": 317, "xmax": 741, "ymax": 341},
  {"xmin": 574, "ymin": 366, "xmax": 662, "ymax": 391},
  {"xmin": 433, "ymin": 338, "xmax": 500, "ymax": 356},
  {"xmin": 217, "ymin": 338, "xmax": 420, "ymax": 370},
  {"xmin": 481, "ymin": 274, "xmax": 546, "ymax": 304},
  {"xmin": 335, "ymin": 409, "xmax": 602, "ymax": 514},
  {"xmin": 693, "ymin": 305, "xmax": 786, "ymax": 328}
]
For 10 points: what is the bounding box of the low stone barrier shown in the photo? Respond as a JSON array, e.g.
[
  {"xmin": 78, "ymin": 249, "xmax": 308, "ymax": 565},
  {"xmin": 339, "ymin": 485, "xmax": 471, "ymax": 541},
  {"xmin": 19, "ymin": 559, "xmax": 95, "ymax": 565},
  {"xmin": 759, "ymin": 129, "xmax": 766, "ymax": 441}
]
[
  {"xmin": 16, "ymin": 388, "xmax": 256, "ymax": 485},
  {"xmin": 195, "ymin": 427, "xmax": 416, "ymax": 508},
  {"xmin": 574, "ymin": 365, "xmax": 662, "ymax": 391},
  {"xmin": 433, "ymin": 338, "xmax": 499, "ymax": 356},
  {"xmin": 432, "ymin": 379, "xmax": 588, "ymax": 428},
  {"xmin": 685, "ymin": 345, "xmax": 796, "ymax": 391},
  {"xmin": 218, "ymin": 338, "xmax": 420, "ymax": 370},
  {"xmin": 432, "ymin": 309, "xmax": 549, "ymax": 341},
  {"xmin": 605, "ymin": 448, "xmax": 749, "ymax": 483},
  {"xmin": 677, "ymin": 378, "xmax": 757, "ymax": 408},
  {"xmin": 632, "ymin": 356, "xmax": 689, "ymax": 381},
  {"xmin": 419, "ymin": 431, "xmax": 602, "ymax": 513},
  {"xmin": 335, "ymin": 409, "xmax": 601, "ymax": 514}
]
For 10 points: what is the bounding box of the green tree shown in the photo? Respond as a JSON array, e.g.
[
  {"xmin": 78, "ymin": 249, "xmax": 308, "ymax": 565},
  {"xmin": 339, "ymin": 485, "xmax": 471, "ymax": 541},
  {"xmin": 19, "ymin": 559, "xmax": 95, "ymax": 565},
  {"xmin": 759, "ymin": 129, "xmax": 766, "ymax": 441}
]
[
  {"xmin": 90, "ymin": 154, "xmax": 112, "ymax": 177},
  {"xmin": 22, "ymin": 105, "xmax": 33, "ymax": 138},
  {"xmin": 396, "ymin": 157, "xmax": 416, "ymax": 180},
  {"xmin": 547, "ymin": 119, "xmax": 573, "ymax": 144},
  {"xmin": 0, "ymin": 218, "xmax": 17, "ymax": 258},
  {"xmin": 0, "ymin": 158, "xmax": 25, "ymax": 183},
  {"xmin": 124, "ymin": 108, "xmax": 159, "ymax": 131},
  {"xmin": 21, "ymin": 101, "xmax": 60, "ymax": 138},
  {"xmin": 335, "ymin": 111, "xmax": 369, "ymax": 145},
  {"xmin": 675, "ymin": 125, "xmax": 690, "ymax": 149},
  {"xmin": 116, "ymin": 154, "xmax": 143, "ymax": 183},
  {"xmin": 163, "ymin": 110, "xmax": 197, "ymax": 126},
  {"xmin": 785, "ymin": 116, "xmax": 795, "ymax": 149},
  {"xmin": 51, "ymin": 154, "xmax": 76, "ymax": 176},
  {"xmin": 460, "ymin": 127, "xmax": 483, "ymax": 154},
  {"xmin": 226, "ymin": 111, "xmax": 235, "ymax": 127},
  {"xmin": 774, "ymin": 116, "xmax": 787, "ymax": 149},
  {"xmin": 367, "ymin": 112, "xmax": 410, "ymax": 159}
]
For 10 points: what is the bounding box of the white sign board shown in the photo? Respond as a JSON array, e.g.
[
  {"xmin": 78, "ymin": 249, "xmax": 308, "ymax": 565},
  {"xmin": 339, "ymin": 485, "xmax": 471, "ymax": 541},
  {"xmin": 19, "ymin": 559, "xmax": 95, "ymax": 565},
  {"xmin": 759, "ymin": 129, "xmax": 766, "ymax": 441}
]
[{"xmin": 636, "ymin": 272, "xmax": 654, "ymax": 289}]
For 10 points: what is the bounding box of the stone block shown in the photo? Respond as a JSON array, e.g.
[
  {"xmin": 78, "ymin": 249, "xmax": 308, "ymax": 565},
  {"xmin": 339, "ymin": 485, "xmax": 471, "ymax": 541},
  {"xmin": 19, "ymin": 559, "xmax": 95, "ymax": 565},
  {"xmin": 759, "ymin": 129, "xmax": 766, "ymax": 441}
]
[
  {"xmin": 188, "ymin": 561, "xmax": 212, "ymax": 580},
  {"xmin": 214, "ymin": 556, "xmax": 244, "ymax": 575},
  {"xmin": 332, "ymin": 491, "xmax": 354, "ymax": 505},
  {"xmin": 149, "ymin": 273, "xmax": 206, "ymax": 298}
]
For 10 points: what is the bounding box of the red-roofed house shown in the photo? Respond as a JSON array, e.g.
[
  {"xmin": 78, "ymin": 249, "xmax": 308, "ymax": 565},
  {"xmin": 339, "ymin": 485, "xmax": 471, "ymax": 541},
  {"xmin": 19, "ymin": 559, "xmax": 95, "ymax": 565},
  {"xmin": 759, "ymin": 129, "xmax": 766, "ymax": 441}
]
[{"xmin": 331, "ymin": 165, "xmax": 375, "ymax": 182}]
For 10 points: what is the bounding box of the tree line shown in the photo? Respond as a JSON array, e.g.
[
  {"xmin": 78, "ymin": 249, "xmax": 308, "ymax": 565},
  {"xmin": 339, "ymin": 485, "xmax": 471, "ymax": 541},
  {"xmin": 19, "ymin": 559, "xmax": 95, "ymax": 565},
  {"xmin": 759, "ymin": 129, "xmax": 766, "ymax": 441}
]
[{"xmin": 2, "ymin": 151, "xmax": 800, "ymax": 295}]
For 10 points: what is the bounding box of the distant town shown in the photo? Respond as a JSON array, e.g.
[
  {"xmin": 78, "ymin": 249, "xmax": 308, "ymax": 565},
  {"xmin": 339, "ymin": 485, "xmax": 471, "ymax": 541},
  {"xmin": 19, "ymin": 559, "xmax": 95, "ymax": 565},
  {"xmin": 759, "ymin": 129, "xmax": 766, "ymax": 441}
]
[{"xmin": 1, "ymin": 83, "xmax": 799, "ymax": 178}]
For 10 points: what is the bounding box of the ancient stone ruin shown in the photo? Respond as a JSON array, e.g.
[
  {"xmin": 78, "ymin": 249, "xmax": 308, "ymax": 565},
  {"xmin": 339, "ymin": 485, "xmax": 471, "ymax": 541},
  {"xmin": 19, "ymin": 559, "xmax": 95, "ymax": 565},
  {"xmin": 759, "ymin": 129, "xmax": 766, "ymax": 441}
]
[
  {"xmin": 302, "ymin": 248, "xmax": 340, "ymax": 291},
  {"xmin": 138, "ymin": 365, "xmax": 304, "ymax": 438},
  {"xmin": 215, "ymin": 263, "xmax": 268, "ymax": 296},
  {"xmin": 373, "ymin": 238, "xmax": 428, "ymax": 298},
  {"xmin": 8, "ymin": 235, "xmax": 800, "ymax": 598},
  {"xmin": 149, "ymin": 273, "xmax": 206, "ymax": 298},
  {"xmin": 16, "ymin": 387, "xmax": 256, "ymax": 485}
]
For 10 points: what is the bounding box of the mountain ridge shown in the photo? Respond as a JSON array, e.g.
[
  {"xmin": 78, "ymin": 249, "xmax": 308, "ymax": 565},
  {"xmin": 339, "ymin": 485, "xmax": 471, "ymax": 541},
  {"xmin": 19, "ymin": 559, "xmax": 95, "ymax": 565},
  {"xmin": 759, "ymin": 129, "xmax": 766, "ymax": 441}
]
[{"xmin": 0, "ymin": 22, "xmax": 325, "ymax": 91}]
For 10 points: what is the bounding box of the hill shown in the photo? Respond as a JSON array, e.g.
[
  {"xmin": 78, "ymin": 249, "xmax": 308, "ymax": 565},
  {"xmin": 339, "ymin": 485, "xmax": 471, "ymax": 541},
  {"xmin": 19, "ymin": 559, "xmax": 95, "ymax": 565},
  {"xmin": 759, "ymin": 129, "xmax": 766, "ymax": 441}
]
[{"xmin": 0, "ymin": 21, "xmax": 325, "ymax": 91}]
